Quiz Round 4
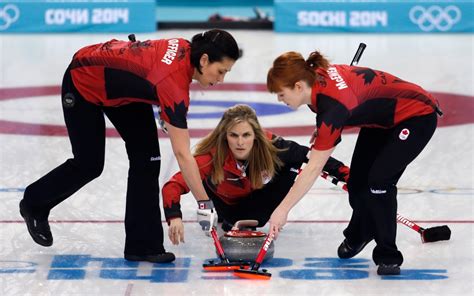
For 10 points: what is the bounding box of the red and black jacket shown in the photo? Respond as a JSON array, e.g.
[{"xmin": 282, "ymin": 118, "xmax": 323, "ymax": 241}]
[
  {"xmin": 310, "ymin": 65, "xmax": 440, "ymax": 150},
  {"xmin": 70, "ymin": 38, "xmax": 193, "ymax": 128},
  {"xmin": 162, "ymin": 132, "xmax": 309, "ymax": 222}
]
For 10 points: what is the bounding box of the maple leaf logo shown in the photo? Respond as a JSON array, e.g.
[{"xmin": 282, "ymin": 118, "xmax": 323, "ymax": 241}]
[
  {"xmin": 316, "ymin": 122, "xmax": 342, "ymax": 148},
  {"xmin": 316, "ymin": 94, "xmax": 349, "ymax": 132},
  {"xmin": 177, "ymin": 47, "xmax": 187, "ymax": 61},
  {"xmin": 164, "ymin": 100, "xmax": 188, "ymax": 129},
  {"xmin": 392, "ymin": 77, "xmax": 408, "ymax": 84},
  {"xmin": 352, "ymin": 67, "xmax": 377, "ymax": 85},
  {"xmin": 311, "ymin": 94, "xmax": 349, "ymax": 148}
]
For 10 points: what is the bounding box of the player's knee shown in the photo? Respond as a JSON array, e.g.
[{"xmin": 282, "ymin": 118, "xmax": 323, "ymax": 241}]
[
  {"xmin": 83, "ymin": 163, "xmax": 104, "ymax": 180},
  {"xmin": 129, "ymin": 156, "xmax": 160, "ymax": 176},
  {"xmin": 67, "ymin": 158, "xmax": 104, "ymax": 180},
  {"xmin": 367, "ymin": 180, "xmax": 396, "ymax": 198},
  {"xmin": 368, "ymin": 172, "xmax": 392, "ymax": 192}
]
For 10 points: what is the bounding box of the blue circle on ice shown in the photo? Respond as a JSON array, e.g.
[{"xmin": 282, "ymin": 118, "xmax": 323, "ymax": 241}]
[{"xmin": 155, "ymin": 100, "xmax": 292, "ymax": 119}]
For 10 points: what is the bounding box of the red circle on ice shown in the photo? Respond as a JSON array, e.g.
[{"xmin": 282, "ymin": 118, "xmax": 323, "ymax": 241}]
[{"xmin": 0, "ymin": 83, "xmax": 472, "ymax": 137}]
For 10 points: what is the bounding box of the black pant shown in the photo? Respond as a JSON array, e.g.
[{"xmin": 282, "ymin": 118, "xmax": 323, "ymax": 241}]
[
  {"xmin": 208, "ymin": 164, "xmax": 301, "ymax": 228},
  {"xmin": 23, "ymin": 68, "xmax": 165, "ymax": 255},
  {"xmin": 344, "ymin": 113, "xmax": 437, "ymax": 266}
]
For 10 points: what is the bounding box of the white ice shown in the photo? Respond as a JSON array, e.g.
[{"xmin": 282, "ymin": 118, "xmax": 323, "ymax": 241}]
[{"xmin": 0, "ymin": 30, "xmax": 473, "ymax": 295}]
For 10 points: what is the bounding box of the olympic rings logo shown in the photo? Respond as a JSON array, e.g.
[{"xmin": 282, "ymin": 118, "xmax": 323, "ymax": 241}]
[
  {"xmin": 0, "ymin": 4, "xmax": 20, "ymax": 30},
  {"xmin": 409, "ymin": 5, "xmax": 461, "ymax": 32}
]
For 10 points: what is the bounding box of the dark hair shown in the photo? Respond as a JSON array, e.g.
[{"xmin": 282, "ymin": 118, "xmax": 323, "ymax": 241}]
[
  {"xmin": 190, "ymin": 29, "xmax": 240, "ymax": 74},
  {"xmin": 267, "ymin": 50, "xmax": 330, "ymax": 93}
]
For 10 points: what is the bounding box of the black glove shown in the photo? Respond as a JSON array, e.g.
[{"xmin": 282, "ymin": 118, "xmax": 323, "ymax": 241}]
[{"xmin": 323, "ymin": 157, "xmax": 350, "ymax": 182}]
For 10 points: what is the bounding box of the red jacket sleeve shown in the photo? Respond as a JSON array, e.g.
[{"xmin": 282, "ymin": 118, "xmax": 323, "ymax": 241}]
[
  {"xmin": 162, "ymin": 154, "xmax": 213, "ymax": 223},
  {"xmin": 156, "ymin": 71, "xmax": 190, "ymax": 129}
]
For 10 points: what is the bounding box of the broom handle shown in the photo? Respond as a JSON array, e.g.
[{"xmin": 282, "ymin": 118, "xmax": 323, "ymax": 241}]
[
  {"xmin": 210, "ymin": 227, "xmax": 230, "ymax": 262},
  {"xmin": 350, "ymin": 43, "xmax": 366, "ymax": 66},
  {"xmin": 320, "ymin": 172, "xmax": 424, "ymax": 234},
  {"xmin": 252, "ymin": 232, "xmax": 275, "ymax": 270}
]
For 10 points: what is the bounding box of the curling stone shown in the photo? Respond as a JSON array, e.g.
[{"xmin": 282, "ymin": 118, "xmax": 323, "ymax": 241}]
[{"xmin": 218, "ymin": 220, "xmax": 274, "ymax": 262}]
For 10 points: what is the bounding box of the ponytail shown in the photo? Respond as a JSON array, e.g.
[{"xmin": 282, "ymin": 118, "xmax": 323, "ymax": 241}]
[{"xmin": 305, "ymin": 50, "xmax": 329, "ymax": 70}]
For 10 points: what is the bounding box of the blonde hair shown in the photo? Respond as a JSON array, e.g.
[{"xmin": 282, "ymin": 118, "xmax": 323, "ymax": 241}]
[
  {"xmin": 194, "ymin": 104, "xmax": 283, "ymax": 189},
  {"xmin": 267, "ymin": 50, "xmax": 330, "ymax": 93}
]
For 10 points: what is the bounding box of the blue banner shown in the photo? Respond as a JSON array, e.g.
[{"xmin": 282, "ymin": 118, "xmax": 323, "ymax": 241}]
[
  {"xmin": 0, "ymin": 0, "xmax": 156, "ymax": 33},
  {"xmin": 275, "ymin": 0, "xmax": 474, "ymax": 33}
]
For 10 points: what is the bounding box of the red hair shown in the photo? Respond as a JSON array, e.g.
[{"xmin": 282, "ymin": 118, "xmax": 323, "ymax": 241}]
[{"xmin": 267, "ymin": 51, "xmax": 330, "ymax": 93}]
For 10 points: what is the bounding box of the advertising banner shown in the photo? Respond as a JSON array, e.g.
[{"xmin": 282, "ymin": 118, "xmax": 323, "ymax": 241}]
[
  {"xmin": 0, "ymin": 0, "xmax": 155, "ymax": 33},
  {"xmin": 275, "ymin": 0, "xmax": 473, "ymax": 33}
]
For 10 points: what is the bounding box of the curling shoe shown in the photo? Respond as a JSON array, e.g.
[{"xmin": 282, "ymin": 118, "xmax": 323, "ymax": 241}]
[
  {"xmin": 337, "ymin": 239, "xmax": 369, "ymax": 259},
  {"xmin": 124, "ymin": 252, "xmax": 176, "ymax": 263},
  {"xmin": 19, "ymin": 200, "xmax": 53, "ymax": 247},
  {"xmin": 377, "ymin": 263, "xmax": 401, "ymax": 275}
]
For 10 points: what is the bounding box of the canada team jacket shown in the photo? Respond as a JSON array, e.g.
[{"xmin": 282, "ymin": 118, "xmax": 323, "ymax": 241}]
[
  {"xmin": 310, "ymin": 65, "xmax": 440, "ymax": 150},
  {"xmin": 162, "ymin": 132, "xmax": 310, "ymax": 222},
  {"xmin": 70, "ymin": 38, "xmax": 193, "ymax": 128}
]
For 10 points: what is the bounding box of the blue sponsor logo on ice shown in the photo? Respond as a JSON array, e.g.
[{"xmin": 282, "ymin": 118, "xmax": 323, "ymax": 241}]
[{"xmin": 0, "ymin": 255, "xmax": 447, "ymax": 282}]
